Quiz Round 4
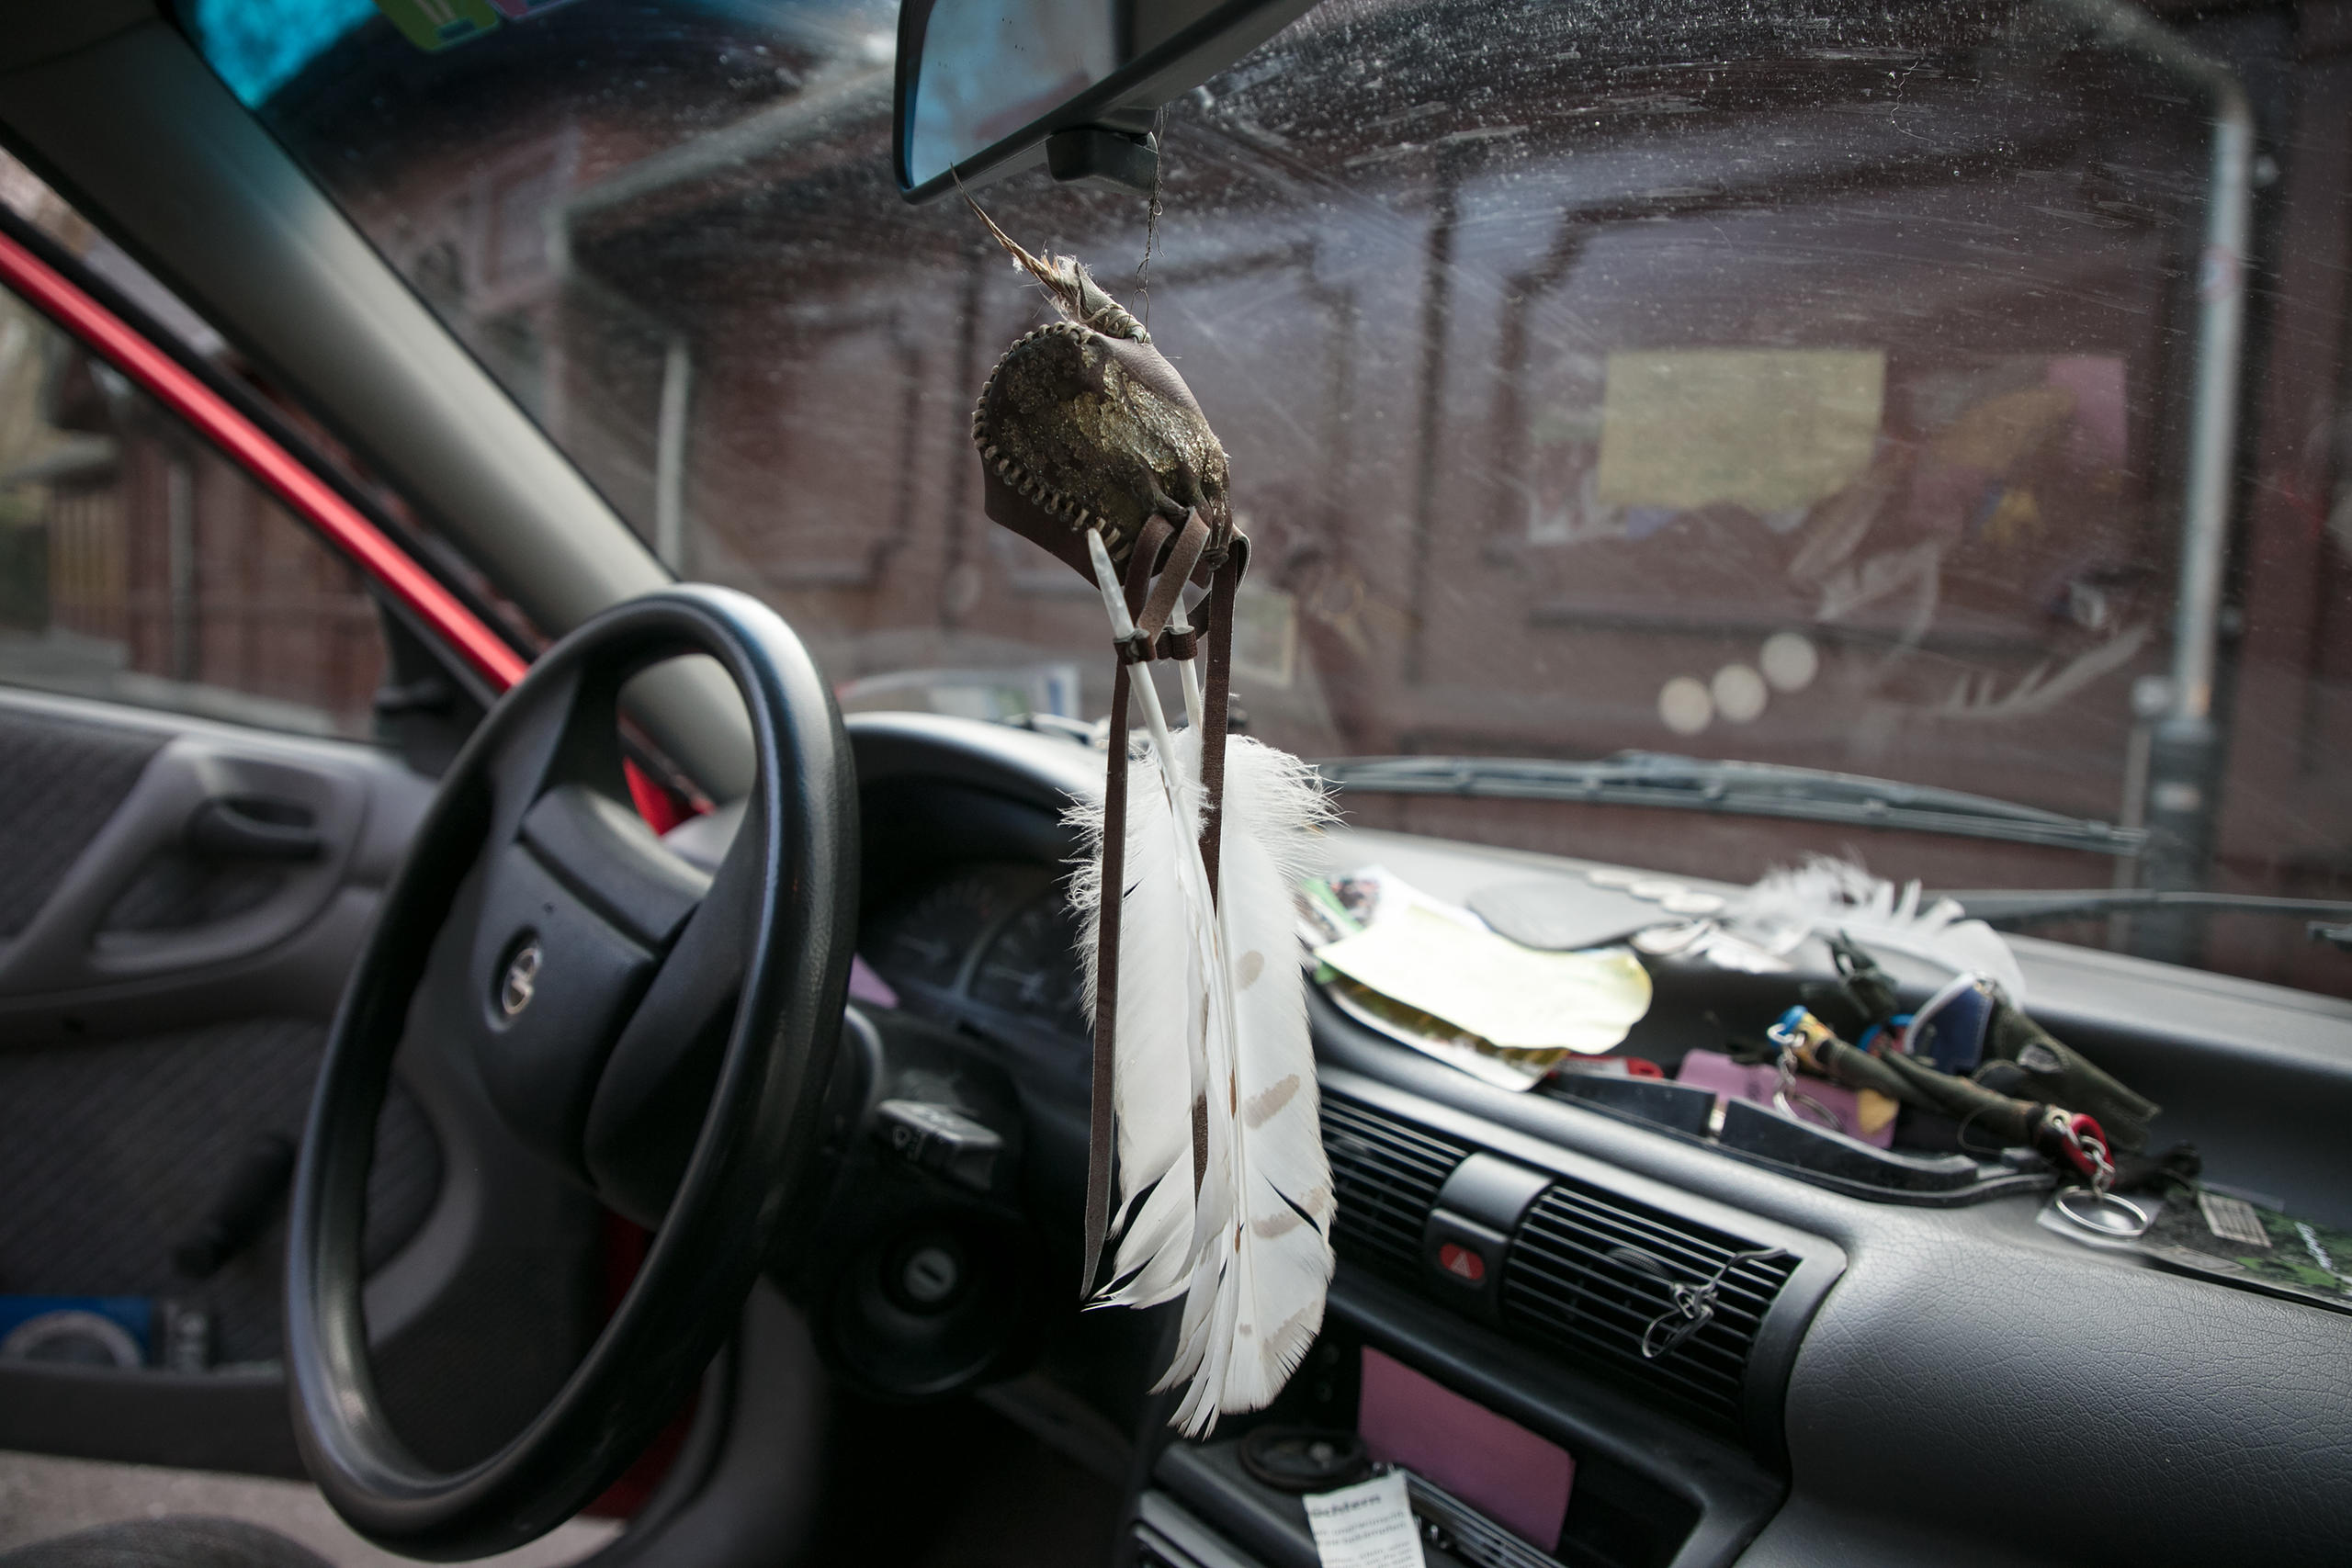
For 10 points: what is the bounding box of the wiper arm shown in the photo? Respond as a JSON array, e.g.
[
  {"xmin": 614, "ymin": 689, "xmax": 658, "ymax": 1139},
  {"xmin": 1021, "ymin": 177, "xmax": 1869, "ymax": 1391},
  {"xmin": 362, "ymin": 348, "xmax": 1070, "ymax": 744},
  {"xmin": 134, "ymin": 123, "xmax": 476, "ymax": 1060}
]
[
  {"xmin": 1943, "ymin": 887, "xmax": 2352, "ymax": 928},
  {"xmin": 1314, "ymin": 751, "xmax": 2147, "ymax": 857}
]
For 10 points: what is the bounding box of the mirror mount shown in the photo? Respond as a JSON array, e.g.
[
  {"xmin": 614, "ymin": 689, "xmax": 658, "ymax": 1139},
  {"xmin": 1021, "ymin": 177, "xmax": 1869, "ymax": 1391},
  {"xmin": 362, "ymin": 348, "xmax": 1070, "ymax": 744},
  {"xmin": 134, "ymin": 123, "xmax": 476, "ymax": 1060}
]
[{"xmin": 1046, "ymin": 127, "xmax": 1159, "ymax": 192}]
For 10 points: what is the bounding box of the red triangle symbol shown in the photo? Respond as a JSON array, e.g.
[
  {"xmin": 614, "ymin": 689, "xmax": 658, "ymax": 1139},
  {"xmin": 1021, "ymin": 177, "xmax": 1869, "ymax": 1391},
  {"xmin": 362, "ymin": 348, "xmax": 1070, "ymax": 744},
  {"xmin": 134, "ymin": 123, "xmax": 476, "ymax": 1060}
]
[{"xmin": 1439, "ymin": 1243, "xmax": 1486, "ymax": 1282}]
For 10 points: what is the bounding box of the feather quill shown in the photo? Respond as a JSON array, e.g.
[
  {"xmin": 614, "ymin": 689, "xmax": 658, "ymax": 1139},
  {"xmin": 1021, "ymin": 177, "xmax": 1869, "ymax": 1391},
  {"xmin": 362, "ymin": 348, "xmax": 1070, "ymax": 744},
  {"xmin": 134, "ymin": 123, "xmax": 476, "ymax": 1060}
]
[{"xmin": 1725, "ymin": 855, "xmax": 2028, "ymax": 1004}]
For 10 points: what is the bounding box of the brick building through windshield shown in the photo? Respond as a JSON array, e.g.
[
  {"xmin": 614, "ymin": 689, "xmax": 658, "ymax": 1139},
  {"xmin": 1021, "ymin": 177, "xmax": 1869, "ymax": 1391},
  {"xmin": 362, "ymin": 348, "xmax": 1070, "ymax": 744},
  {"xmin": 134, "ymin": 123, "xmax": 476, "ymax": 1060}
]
[{"xmin": 169, "ymin": 0, "xmax": 2352, "ymax": 996}]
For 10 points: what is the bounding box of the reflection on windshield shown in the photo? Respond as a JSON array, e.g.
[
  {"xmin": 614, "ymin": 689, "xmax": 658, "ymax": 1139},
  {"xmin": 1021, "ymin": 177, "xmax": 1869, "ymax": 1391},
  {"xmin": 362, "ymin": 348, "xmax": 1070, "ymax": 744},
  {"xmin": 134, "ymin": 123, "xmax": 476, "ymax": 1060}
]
[
  {"xmin": 189, "ymin": 0, "xmax": 2352, "ymax": 998},
  {"xmin": 188, "ymin": 0, "xmax": 375, "ymax": 106}
]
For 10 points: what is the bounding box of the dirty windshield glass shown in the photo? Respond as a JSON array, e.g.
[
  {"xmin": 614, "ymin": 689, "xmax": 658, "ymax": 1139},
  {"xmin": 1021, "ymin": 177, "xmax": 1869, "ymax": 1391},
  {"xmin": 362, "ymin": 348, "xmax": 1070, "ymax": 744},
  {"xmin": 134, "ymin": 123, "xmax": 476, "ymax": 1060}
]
[{"xmin": 183, "ymin": 0, "xmax": 2352, "ymax": 998}]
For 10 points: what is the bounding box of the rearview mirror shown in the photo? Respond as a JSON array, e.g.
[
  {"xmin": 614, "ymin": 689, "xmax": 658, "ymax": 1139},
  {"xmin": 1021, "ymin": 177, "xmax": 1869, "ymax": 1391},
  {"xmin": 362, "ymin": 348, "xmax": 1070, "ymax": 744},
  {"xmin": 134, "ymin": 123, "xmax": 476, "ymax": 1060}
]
[{"xmin": 894, "ymin": 0, "xmax": 1317, "ymax": 201}]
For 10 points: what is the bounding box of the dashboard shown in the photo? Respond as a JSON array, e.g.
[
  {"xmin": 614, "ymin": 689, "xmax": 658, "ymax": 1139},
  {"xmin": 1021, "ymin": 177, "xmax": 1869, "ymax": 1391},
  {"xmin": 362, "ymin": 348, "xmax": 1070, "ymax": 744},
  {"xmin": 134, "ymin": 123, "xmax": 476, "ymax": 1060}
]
[{"xmin": 831, "ymin": 713, "xmax": 2352, "ymax": 1568}]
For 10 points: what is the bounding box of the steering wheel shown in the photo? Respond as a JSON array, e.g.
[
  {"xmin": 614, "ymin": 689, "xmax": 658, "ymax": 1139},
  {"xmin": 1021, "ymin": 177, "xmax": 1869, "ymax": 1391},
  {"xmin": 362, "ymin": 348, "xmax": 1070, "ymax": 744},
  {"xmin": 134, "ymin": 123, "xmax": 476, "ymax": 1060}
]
[{"xmin": 286, "ymin": 586, "xmax": 855, "ymax": 1560}]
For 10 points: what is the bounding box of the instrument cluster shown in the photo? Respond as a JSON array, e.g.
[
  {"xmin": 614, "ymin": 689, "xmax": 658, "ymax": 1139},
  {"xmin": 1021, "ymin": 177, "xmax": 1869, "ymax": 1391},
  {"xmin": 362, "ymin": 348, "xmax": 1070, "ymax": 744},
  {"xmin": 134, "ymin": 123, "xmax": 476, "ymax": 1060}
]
[{"xmin": 857, "ymin": 861, "xmax": 1091, "ymax": 1101}]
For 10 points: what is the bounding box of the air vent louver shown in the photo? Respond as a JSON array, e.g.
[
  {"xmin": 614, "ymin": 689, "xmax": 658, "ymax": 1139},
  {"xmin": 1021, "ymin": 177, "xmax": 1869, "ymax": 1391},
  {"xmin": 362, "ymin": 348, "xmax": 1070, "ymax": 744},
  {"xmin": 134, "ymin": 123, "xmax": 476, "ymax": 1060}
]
[
  {"xmin": 1320, "ymin": 1095, "xmax": 1466, "ymax": 1282},
  {"xmin": 1502, "ymin": 1183, "xmax": 1795, "ymax": 1434}
]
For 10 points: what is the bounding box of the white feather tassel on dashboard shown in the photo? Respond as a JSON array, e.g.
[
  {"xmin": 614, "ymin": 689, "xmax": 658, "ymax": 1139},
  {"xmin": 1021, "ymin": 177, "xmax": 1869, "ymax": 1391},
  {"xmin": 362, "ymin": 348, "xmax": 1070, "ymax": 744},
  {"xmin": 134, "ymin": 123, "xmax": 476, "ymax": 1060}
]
[{"xmin": 1727, "ymin": 855, "xmax": 2029, "ymax": 1004}]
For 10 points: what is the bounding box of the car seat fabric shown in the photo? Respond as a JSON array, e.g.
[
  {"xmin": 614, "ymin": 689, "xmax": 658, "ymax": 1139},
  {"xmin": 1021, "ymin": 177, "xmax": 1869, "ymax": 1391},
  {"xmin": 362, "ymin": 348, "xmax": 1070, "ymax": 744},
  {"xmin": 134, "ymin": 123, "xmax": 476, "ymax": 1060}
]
[{"xmin": 0, "ymin": 1517, "xmax": 334, "ymax": 1568}]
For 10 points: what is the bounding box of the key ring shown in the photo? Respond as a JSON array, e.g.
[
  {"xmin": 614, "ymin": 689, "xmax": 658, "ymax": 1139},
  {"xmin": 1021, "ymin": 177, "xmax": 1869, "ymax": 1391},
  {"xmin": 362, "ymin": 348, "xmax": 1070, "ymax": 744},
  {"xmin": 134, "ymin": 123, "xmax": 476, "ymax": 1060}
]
[
  {"xmin": 2050, "ymin": 1112, "xmax": 2153, "ymax": 1238},
  {"xmin": 1765, "ymin": 1010, "xmax": 1846, "ymax": 1134},
  {"xmin": 1772, "ymin": 1073, "xmax": 1845, "ymax": 1134},
  {"xmin": 2055, "ymin": 1185, "xmax": 2153, "ymax": 1238}
]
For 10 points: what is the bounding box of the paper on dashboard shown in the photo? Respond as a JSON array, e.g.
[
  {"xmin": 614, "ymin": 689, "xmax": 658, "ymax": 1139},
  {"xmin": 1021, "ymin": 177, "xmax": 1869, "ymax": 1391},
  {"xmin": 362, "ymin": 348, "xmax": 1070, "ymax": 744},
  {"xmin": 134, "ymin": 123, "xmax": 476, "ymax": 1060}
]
[
  {"xmin": 1303, "ymin": 1470, "xmax": 1425, "ymax": 1568},
  {"xmin": 1318, "ymin": 974, "xmax": 1556, "ymax": 1091},
  {"xmin": 1314, "ymin": 901, "xmax": 1652, "ymax": 1055}
]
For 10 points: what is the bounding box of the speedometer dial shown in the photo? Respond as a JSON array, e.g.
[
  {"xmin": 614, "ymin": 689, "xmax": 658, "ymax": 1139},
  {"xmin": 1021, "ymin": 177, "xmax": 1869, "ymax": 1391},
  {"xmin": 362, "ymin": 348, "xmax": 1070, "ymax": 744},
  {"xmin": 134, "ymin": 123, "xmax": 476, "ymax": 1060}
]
[
  {"xmin": 863, "ymin": 866, "xmax": 1039, "ymax": 994},
  {"xmin": 970, "ymin": 893, "xmax": 1089, "ymax": 1039}
]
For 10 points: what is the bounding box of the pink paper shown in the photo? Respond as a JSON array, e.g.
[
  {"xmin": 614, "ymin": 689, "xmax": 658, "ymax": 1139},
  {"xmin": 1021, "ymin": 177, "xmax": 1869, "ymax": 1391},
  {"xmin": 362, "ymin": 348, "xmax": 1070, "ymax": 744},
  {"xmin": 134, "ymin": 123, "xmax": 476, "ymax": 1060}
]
[
  {"xmin": 1674, "ymin": 1046, "xmax": 1894, "ymax": 1147},
  {"xmin": 1358, "ymin": 1347, "xmax": 1573, "ymax": 1550},
  {"xmin": 848, "ymin": 954, "xmax": 899, "ymax": 1009}
]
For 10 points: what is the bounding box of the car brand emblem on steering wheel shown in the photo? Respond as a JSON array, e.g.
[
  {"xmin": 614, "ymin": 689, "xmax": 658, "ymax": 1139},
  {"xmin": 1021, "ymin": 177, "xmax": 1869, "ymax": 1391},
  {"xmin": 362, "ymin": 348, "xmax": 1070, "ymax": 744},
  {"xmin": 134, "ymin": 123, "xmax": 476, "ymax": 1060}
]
[{"xmin": 500, "ymin": 941, "xmax": 542, "ymax": 1019}]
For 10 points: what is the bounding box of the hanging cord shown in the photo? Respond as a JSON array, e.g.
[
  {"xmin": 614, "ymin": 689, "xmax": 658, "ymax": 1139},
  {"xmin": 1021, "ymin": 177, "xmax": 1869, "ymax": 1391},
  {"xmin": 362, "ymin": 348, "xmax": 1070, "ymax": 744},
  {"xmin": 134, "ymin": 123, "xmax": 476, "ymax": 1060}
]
[{"xmin": 1135, "ymin": 106, "xmax": 1169, "ymax": 330}]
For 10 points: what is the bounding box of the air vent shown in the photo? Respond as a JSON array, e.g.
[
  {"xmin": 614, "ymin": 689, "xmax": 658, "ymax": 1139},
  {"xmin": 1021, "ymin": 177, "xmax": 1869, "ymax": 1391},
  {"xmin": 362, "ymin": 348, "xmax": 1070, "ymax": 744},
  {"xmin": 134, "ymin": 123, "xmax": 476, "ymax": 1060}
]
[
  {"xmin": 1501, "ymin": 1183, "xmax": 1795, "ymax": 1434},
  {"xmin": 1320, "ymin": 1095, "xmax": 1465, "ymax": 1282},
  {"xmin": 1317, "ymin": 1092, "xmax": 1796, "ymax": 1444}
]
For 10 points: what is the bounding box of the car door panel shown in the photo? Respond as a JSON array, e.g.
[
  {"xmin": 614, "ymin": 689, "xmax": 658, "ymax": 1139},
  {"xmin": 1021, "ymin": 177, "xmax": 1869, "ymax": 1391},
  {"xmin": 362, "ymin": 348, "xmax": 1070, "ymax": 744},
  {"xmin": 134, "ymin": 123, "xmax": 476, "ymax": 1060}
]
[
  {"xmin": 0, "ymin": 695, "xmax": 398, "ymax": 1004},
  {"xmin": 0, "ymin": 706, "xmax": 165, "ymax": 943},
  {"xmin": 0, "ymin": 689, "xmax": 603, "ymax": 1479}
]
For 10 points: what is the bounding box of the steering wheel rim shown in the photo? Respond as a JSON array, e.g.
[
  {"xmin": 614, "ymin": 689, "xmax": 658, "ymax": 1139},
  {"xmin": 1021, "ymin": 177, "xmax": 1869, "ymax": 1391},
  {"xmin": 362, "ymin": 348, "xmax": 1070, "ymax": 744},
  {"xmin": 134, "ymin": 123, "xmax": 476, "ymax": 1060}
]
[{"xmin": 287, "ymin": 585, "xmax": 855, "ymax": 1561}]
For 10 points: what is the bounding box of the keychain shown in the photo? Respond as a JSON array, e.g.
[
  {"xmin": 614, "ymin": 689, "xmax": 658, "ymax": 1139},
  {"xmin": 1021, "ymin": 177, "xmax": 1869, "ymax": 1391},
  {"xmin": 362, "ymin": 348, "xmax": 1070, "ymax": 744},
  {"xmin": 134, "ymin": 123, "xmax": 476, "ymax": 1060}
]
[
  {"xmin": 1765, "ymin": 1007, "xmax": 1850, "ymax": 1134},
  {"xmin": 2048, "ymin": 1111, "xmax": 2153, "ymax": 1239}
]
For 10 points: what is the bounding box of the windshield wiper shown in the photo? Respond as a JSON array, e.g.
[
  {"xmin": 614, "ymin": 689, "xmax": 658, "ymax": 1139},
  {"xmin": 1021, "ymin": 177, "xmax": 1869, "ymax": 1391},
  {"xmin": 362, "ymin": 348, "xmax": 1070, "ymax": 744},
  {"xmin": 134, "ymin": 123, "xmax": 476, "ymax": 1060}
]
[
  {"xmin": 1940, "ymin": 888, "xmax": 2352, "ymax": 928},
  {"xmin": 1314, "ymin": 751, "xmax": 2147, "ymax": 857}
]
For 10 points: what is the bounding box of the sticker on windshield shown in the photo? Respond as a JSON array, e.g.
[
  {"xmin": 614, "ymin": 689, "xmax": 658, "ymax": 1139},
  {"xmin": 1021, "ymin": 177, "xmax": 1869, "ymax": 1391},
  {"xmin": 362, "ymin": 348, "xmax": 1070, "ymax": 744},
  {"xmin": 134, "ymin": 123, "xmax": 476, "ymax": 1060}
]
[
  {"xmin": 371, "ymin": 0, "xmax": 499, "ymax": 51},
  {"xmin": 1596, "ymin": 349, "xmax": 1885, "ymax": 514}
]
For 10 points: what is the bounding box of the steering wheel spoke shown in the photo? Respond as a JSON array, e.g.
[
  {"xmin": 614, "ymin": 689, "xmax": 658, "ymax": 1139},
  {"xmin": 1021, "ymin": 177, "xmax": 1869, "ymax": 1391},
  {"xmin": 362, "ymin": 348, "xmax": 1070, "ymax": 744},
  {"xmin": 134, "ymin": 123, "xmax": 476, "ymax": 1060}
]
[
  {"xmin": 473, "ymin": 660, "xmax": 590, "ymax": 839},
  {"xmin": 584, "ymin": 796, "xmax": 765, "ymax": 1226}
]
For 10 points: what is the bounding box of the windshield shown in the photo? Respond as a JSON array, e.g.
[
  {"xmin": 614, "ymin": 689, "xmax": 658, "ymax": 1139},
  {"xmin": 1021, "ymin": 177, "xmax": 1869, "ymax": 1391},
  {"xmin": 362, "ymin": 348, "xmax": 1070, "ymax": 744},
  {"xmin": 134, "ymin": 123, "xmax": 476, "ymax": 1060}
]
[{"xmin": 180, "ymin": 0, "xmax": 2352, "ymax": 998}]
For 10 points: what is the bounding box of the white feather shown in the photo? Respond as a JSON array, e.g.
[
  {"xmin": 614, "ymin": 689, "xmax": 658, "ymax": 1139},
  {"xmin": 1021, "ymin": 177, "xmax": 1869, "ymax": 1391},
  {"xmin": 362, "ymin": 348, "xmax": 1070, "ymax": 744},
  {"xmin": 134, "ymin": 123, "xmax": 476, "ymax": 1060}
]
[
  {"xmin": 1157, "ymin": 735, "xmax": 1337, "ymax": 1436},
  {"xmin": 1069, "ymin": 726, "xmax": 1215, "ymax": 1308},
  {"xmin": 1064, "ymin": 535, "xmax": 1335, "ymax": 1435},
  {"xmin": 1725, "ymin": 855, "xmax": 2028, "ymax": 1005}
]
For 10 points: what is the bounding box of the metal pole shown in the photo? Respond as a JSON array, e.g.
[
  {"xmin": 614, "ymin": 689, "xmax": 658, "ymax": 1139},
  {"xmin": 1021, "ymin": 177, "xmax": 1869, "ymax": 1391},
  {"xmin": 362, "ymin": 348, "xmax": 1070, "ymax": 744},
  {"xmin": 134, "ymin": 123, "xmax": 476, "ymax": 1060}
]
[
  {"xmin": 2165, "ymin": 87, "xmax": 2255, "ymax": 734},
  {"xmin": 2109, "ymin": 672, "xmax": 2173, "ymax": 951},
  {"xmin": 2040, "ymin": 0, "xmax": 2253, "ymax": 964},
  {"xmin": 1403, "ymin": 167, "xmax": 1458, "ymax": 685}
]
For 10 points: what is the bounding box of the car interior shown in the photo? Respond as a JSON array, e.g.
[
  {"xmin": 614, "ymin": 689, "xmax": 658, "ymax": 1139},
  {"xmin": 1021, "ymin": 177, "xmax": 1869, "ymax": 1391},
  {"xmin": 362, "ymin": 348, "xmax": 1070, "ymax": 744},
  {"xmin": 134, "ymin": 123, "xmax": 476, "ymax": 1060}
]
[{"xmin": 0, "ymin": 1, "xmax": 2347, "ymax": 1566}]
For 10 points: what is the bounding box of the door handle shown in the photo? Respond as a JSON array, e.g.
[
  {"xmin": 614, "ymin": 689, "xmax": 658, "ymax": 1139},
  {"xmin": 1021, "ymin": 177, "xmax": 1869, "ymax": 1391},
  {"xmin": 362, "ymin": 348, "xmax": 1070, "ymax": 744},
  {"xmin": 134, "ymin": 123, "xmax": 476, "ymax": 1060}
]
[{"xmin": 185, "ymin": 797, "xmax": 322, "ymax": 862}]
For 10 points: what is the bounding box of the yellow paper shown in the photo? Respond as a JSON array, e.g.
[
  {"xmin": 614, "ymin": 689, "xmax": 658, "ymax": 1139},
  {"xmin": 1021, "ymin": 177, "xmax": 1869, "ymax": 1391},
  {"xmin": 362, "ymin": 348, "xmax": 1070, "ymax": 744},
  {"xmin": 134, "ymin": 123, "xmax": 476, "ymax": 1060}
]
[
  {"xmin": 1597, "ymin": 349, "xmax": 1886, "ymax": 513},
  {"xmin": 1314, "ymin": 905, "xmax": 1653, "ymax": 1055}
]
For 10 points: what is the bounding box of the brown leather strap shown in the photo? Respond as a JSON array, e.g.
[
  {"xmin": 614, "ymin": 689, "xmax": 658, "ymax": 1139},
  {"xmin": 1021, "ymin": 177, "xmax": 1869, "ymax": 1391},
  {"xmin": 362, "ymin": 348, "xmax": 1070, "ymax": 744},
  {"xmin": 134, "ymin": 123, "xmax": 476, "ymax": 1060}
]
[
  {"xmin": 1080, "ymin": 516, "xmax": 1174, "ymax": 1299},
  {"xmin": 1125, "ymin": 519, "xmax": 1166, "ymax": 626},
  {"xmin": 1136, "ymin": 513, "xmax": 1211, "ymax": 641},
  {"xmin": 1197, "ymin": 553, "xmax": 1238, "ymax": 900}
]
